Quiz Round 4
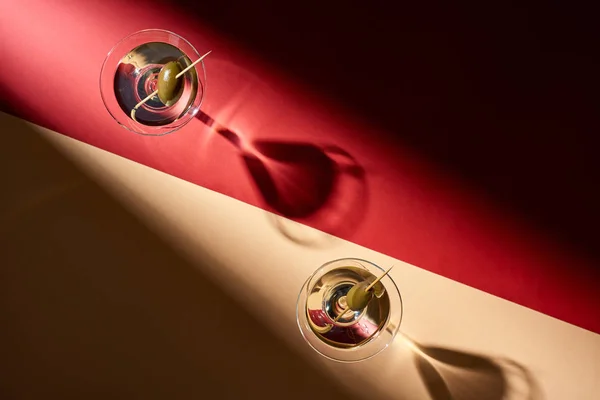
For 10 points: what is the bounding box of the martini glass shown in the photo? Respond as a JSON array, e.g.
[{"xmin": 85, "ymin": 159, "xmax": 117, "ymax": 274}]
[
  {"xmin": 100, "ymin": 29, "xmax": 206, "ymax": 136},
  {"xmin": 296, "ymin": 258, "xmax": 403, "ymax": 362}
]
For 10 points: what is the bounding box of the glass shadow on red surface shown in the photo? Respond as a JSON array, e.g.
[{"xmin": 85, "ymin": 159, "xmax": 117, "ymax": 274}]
[
  {"xmin": 241, "ymin": 144, "xmax": 335, "ymax": 218},
  {"xmin": 197, "ymin": 110, "xmax": 367, "ymax": 241},
  {"xmin": 156, "ymin": 0, "xmax": 600, "ymax": 265}
]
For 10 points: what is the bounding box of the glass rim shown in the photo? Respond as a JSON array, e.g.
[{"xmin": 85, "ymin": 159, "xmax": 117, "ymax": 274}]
[
  {"xmin": 99, "ymin": 29, "xmax": 207, "ymax": 136},
  {"xmin": 296, "ymin": 257, "xmax": 403, "ymax": 363}
]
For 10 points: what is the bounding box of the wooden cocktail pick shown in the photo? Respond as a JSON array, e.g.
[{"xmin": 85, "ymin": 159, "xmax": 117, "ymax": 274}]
[{"xmin": 366, "ymin": 265, "xmax": 394, "ymax": 292}]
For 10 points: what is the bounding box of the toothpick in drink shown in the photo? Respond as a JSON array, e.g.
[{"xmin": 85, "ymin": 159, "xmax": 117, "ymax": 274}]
[
  {"xmin": 366, "ymin": 265, "xmax": 394, "ymax": 292},
  {"xmin": 130, "ymin": 50, "xmax": 212, "ymax": 122}
]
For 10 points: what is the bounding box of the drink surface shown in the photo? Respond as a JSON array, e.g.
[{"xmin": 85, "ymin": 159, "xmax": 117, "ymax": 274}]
[
  {"xmin": 306, "ymin": 266, "xmax": 391, "ymax": 348},
  {"xmin": 113, "ymin": 42, "xmax": 199, "ymax": 126}
]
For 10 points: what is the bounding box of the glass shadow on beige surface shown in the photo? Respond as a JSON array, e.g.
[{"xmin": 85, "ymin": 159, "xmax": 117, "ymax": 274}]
[
  {"xmin": 9, "ymin": 111, "xmax": 598, "ymax": 399},
  {"xmin": 295, "ymin": 255, "xmax": 543, "ymax": 398},
  {"xmin": 400, "ymin": 334, "xmax": 544, "ymax": 400}
]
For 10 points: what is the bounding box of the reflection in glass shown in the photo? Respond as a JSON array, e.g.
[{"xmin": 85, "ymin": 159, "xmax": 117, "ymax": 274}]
[
  {"xmin": 100, "ymin": 29, "xmax": 206, "ymax": 136},
  {"xmin": 296, "ymin": 258, "xmax": 402, "ymax": 362}
]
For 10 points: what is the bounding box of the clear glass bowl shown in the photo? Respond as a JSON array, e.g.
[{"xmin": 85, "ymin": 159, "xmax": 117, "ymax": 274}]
[
  {"xmin": 100, "ymin": 29, "xmax": 206, "ymax": 136},
  {"xmin": 296, "ymin": 258, "xmax": 403, "ymax": 362}
]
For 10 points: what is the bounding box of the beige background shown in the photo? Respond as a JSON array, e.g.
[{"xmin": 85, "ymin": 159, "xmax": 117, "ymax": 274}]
[{"xmin": 1, "ymin": 111, "xmax": 599, "ymax": 399}]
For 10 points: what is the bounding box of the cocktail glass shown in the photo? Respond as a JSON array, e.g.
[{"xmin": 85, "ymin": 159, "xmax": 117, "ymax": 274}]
[
  {"xmin": 100, "ymin": 29, "xmax": 206, "ymax": 136},
  {"xmin": 296, "ymin": 258, "xmax": 403, "ymax": 362}
]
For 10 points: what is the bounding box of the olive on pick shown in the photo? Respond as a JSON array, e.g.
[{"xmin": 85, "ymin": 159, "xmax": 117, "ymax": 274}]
[
  {"xmin": 346, "ymin": 281, "xmax": 374, "ymax": 311},
  {"xmin": 157, "ymin": 61, "xmax": 184, "ymax": 106}
]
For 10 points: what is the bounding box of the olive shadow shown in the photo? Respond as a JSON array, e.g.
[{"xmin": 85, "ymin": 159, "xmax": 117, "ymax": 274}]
[
  {"xmin": 0, "ymin": 111, "xmax": 362, "ymax": 400},
  {"xmin": 196, "ymin": 110, "xmax": 368, "ymax": 247},
  {"xmin": 404, "ymin": 337, "xmax": 544, "ymax": 400}
]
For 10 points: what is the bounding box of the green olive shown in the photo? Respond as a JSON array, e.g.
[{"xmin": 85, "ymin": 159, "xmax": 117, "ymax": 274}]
[
  {"xmin": 157, "ymin": 61, "xmax": 184, "ymax": 106},
  {"xmin": 346, "ymin": 281, "xmax": 374, "ymax": 311}
]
